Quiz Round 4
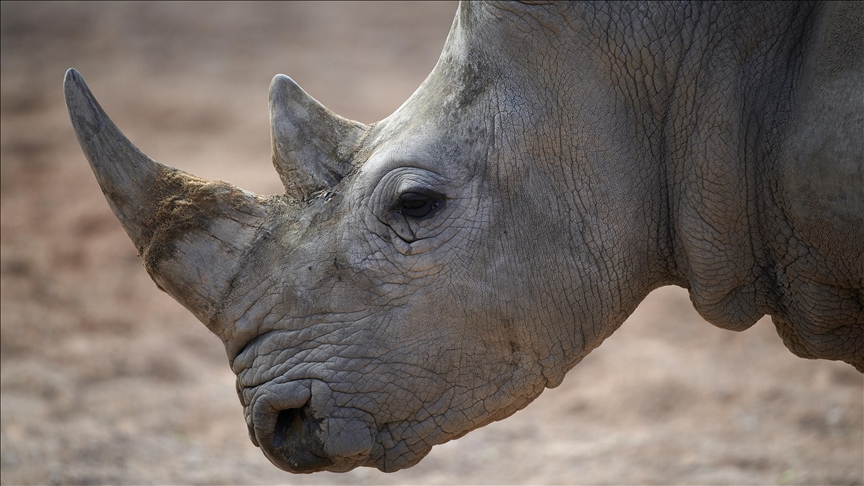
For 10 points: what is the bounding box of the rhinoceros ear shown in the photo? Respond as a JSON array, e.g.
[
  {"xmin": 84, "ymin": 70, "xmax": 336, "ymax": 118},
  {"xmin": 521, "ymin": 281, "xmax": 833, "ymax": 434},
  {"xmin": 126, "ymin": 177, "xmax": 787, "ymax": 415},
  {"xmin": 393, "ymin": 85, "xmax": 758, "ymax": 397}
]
[{"xmin": 269, "ymin": 74, "xmax": 368, "ymax": 199}]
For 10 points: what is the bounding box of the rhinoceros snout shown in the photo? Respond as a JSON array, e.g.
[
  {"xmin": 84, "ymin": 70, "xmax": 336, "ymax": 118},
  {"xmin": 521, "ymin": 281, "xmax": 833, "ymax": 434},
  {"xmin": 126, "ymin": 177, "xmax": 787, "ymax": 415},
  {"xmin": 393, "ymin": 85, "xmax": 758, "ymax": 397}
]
[
  {"xmin": 250, "ymin": 381, "xmax": 377, "ymax": 473},
  {"xmin": 270, "ymin": 405, "xmax": 334, "ymax": 472}
]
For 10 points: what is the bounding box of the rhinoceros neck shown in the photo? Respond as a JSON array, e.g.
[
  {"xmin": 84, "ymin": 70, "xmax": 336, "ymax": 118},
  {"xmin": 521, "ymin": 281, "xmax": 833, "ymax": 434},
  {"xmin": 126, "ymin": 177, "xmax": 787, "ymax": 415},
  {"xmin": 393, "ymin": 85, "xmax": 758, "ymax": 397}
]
[
  {"xmin": 473, "ymin": 3, "xmax": 824, "ymax": 322},
  {"xmin": 653, "ymin": 3, "xmax": 829, "ymax": 330},
  {"xmin": 477, "ymin": 2, "xmax": 851, "ymax": 337},
  {"xmin": 653, "ymin": 0, "xmax": 864, "ymax": 369}
]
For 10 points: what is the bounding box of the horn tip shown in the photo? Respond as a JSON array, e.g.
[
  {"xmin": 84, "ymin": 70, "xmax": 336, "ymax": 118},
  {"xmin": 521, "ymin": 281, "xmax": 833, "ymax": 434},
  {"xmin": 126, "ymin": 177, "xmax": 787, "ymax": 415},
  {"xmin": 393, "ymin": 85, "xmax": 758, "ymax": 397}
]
[
  {"xmin": 63, "ymin": 68, "xmax": 81, "ymax": 83},
  {"xmin": 64, "ymin": 67, "xmax": 83, "ymax": 86},
  {"xmin": 269, "ymin": 73, "xmax": 296, "ymax": 91},
  {"xmin": 64, "ymin": 68, "xmax": 105, "ymax": 140},
  {"xmin": 269, "ymin": 74, "xmax": 307, "ymax": 107},
  {"xmin": 64, "ymin": 67, "xmax": 82, "ymax": 81},
  {"xmin": 63, "ymin": 68, "xmax": 88, "ymax": 105}
]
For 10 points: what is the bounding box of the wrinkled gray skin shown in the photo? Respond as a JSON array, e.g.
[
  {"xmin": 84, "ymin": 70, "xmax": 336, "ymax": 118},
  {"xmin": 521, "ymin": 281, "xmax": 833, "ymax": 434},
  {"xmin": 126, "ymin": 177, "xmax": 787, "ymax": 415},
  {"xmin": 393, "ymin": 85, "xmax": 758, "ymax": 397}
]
[{"xmin": 66, "ymin": 1, "xmax": 862, "ymax": 474}]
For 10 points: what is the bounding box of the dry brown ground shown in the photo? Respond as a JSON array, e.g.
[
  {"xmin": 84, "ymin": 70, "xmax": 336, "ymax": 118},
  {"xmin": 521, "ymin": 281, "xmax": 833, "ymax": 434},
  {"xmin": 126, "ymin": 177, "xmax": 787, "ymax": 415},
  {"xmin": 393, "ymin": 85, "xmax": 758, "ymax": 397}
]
[{"xmin": 1, "ymin": 2, "xmax": 861, "ymax": 485}]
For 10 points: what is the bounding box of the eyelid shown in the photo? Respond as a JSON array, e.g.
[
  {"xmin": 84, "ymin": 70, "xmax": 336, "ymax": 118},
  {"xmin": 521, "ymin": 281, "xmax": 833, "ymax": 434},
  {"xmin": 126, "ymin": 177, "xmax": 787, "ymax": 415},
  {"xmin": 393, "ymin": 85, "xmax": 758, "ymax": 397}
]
[{"xmin": 398, "ymin": 188, "xmax": 446, "ymax": 201}]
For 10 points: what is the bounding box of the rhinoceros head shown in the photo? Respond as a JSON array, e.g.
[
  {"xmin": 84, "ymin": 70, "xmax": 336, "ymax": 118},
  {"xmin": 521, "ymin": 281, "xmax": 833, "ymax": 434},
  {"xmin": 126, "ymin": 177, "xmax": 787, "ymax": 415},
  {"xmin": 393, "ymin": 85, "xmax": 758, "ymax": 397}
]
[{"xmin": 65, "ymin": 4, "xmax": 636, "ymax": 472}]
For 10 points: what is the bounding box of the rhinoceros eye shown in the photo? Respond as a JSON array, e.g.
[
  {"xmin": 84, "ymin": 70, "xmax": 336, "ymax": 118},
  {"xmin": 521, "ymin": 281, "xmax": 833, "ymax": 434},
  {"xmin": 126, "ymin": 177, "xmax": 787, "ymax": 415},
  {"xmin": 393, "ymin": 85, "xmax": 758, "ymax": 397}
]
[{"xmin": 398, "ymin": 192, "xmax": 440, "ymax": 219}]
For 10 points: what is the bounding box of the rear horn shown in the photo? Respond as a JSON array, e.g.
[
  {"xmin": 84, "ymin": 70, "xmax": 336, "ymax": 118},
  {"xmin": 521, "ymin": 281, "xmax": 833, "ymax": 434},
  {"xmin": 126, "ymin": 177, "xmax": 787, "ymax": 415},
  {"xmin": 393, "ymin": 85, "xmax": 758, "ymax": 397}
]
[{"xmin": 269, "ymin": 74, "xmax": 368, "ymax": 199}]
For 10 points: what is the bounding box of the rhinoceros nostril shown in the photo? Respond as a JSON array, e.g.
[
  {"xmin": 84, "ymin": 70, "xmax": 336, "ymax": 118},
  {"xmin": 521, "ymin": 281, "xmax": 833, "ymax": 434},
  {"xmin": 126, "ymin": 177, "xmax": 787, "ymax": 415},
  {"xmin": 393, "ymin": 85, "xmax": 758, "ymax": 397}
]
[{"xmin": 272, "ymin": 405, "xmax": 334, "ymax": 472}]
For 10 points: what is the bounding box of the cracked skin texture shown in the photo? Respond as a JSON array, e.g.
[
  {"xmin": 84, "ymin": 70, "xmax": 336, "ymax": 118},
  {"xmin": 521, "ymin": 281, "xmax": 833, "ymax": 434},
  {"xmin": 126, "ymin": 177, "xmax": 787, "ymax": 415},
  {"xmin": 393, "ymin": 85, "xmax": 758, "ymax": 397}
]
[{"xmin": 69, "ymin": 0, "xmax": 863, "ymax": 474}]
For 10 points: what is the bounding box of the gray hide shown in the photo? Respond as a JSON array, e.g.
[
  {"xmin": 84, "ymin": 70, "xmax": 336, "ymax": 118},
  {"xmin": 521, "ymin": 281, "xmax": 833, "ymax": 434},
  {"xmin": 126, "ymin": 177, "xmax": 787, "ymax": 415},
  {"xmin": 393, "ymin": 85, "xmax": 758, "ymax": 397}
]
[{"xmin": 66, "ymin": 0, "xmax": 863, "ymax": 474}]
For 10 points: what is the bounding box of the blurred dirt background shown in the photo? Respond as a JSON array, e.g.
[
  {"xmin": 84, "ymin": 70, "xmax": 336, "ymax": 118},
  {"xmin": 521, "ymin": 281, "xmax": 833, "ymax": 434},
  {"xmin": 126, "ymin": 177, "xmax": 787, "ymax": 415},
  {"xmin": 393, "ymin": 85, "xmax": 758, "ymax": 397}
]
[{"xmin": 1, "ymin": 2, "xmax": 862, "ymax": 485}]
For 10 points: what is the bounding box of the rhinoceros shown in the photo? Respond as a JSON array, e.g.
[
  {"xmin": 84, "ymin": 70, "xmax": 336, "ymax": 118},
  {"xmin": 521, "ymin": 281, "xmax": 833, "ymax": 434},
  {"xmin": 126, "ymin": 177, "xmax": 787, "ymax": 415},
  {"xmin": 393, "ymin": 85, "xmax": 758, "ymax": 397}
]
[{"xmin": 66, "ymin": 0, "xmax": 862, "ymax": 474}]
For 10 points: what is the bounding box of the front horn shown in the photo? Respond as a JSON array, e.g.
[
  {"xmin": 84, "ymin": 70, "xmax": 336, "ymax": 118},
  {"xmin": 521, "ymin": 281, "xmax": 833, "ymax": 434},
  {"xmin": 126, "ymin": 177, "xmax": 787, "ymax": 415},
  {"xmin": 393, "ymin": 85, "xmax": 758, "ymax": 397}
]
[{"xmin": 64, "ymin": 69, "xmax": 277, "ymax": 340}]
